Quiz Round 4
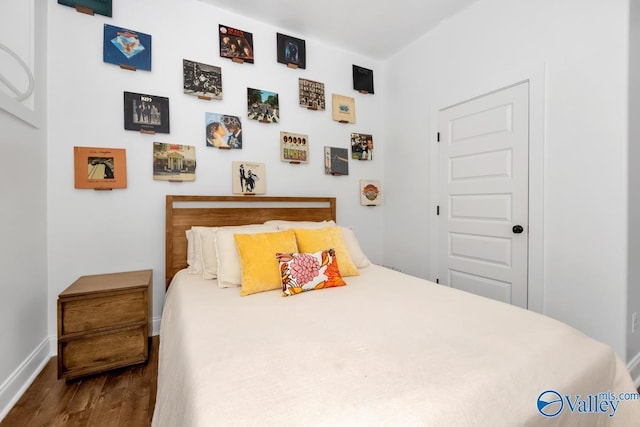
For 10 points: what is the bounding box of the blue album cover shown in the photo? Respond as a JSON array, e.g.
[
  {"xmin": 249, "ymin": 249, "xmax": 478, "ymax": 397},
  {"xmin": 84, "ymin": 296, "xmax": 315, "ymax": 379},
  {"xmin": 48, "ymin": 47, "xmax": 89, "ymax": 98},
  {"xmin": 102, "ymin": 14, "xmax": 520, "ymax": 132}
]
[{"xmin": 103, "ymin": 24, "xmax": 152, "ymax": 71}]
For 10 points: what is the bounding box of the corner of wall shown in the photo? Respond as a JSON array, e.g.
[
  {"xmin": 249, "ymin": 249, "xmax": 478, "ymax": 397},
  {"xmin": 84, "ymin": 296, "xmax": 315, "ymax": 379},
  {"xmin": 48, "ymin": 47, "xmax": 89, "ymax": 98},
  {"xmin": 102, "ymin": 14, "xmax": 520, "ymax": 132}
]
[{"xmin": 0, "ymin": 337, "xmax": 52, "ymax": 422}]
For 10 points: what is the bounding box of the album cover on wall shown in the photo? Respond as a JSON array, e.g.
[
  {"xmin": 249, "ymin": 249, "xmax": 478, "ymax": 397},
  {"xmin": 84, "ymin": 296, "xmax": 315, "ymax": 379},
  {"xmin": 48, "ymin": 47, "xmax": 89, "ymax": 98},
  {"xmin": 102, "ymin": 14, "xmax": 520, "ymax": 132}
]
[
  {"xmin": 103, "ymin": 24, "xmax": 152, "ymax": 71},
  {"xmin": 247, "ymin": 88, "xmax": 279, "ymax": 123},
  {"xmin": 153, "ymin": 142, "xmax": 196, "ymax": 182},
  {"xmin": 58, "ymin": 0, "xmax": 112, "ymax": 16},
  {"xmin": 124, "ymin": 92, "xmax": 170, "ymax": 134},
  {"xmin": 205, "ymin": 112, "xmax": 242, "ymax": 148},
  {"xmin": 219, "ymin": 25, "xmax": 254, "ymax": 63},
  {"xmin": 74, "ymin": 146, "xmax": 126, "ymax": 189},
  {"xmin": 299, "ymin": 78, "xmax": 325, "ymax": 110},
  {"xmin": 332, "ymin": 94, "xmax": 356, "ymax": 123},
  {"xmin": 183, "ymin": 59, "xmax": 222, "ymax": 100},
  {"xmin": 324, "ymin": 146, "xmax": 349, "ymax": 176},
  {"xmin": 276, "ymin": 33, "xmax": 306, "ymax": 69},
  {"xmin": 360, "ymin": 180, "xmax": 381, "ymax": 206},
  {"xmin": 351, "ymin": 133, "xmax": 374, "ymax": 160},
  {"xmin": 232, "ymin": 161, "xmax": 266, "ymax": 194},
  {"xmin": 353, "ymin": 65, "xmax": 374, "ymax": 94},
  {"xmin": 280, "ymin": 131, "xmax": 308, "ymax": 163}
]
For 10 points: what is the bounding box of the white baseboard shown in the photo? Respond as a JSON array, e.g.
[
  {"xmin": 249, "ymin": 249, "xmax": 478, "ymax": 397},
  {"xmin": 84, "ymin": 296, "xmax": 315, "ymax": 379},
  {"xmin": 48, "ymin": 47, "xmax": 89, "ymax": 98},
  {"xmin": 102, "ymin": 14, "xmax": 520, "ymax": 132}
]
[
  {"xmin": 628, "ymin": 352, "xmax": 640, "ymax": 388},
  {"xmin": 152, "ymin": 316, "xmax": 161, "ymax": 336},
  {"xmin": 0, "ymin": 337, "xmax": 51, "ymax": 422}
]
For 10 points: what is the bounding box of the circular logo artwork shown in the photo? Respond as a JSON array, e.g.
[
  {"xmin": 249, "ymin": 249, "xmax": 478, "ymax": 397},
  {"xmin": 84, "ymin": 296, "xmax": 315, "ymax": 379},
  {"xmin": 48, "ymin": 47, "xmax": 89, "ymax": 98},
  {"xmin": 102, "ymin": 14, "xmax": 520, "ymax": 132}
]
[
  {"xmin": 362, "ymin": 183, "xmax": 379, "ymax": 201},
  {"xmin": 537, "ymin": 390, "xmax": 563, "ymax": 417}
]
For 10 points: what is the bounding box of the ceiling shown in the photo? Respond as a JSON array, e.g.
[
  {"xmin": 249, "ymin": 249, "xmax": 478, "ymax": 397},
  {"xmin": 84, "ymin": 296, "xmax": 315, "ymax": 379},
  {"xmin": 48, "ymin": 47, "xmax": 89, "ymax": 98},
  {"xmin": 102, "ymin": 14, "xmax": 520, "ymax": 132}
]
[{"xmin": 198, "ymin": 0, "xmax": 479, "ymax": 59}]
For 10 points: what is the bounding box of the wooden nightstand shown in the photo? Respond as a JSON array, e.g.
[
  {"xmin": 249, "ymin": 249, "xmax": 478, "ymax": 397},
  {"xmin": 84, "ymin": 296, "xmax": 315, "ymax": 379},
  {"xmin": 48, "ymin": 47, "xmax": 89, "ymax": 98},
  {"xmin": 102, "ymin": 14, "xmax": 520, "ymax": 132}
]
[{"xmin": 57, "ymin": 269, "xmax": 152, "ymax": 380}]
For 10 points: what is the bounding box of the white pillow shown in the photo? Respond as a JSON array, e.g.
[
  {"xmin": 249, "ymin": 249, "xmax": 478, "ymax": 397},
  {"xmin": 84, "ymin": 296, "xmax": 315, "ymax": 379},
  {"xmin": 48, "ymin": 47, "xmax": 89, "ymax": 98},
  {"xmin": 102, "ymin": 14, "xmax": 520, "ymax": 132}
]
[
  {"xmin": 188, "ymin": 226, "xmax": 216, "ymax": 275},
  {"xmin": 341, "ymin": 227, "xmax": 371, "ymax": 269},
  {"xmin": 264, "ymin": 219, "xmax": 337, "ymax": 230},
  {"xmin": 215, "ymin": 224, "xmax": 279, "ymax": 288},
  {"xmin": 185, "ymin": 229, "xmax": 198, "ymax": 274},
  {"xmin": 200, "ymin": 229, "xmax": 220, "ymax": 279}
]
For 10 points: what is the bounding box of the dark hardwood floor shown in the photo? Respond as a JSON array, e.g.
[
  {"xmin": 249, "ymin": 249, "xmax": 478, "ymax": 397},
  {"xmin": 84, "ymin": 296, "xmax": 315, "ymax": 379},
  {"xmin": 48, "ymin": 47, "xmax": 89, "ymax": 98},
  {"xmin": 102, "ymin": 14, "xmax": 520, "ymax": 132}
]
[{"xmin": 1, "ymin": 336, "xmax": 158, "ymax": 427}]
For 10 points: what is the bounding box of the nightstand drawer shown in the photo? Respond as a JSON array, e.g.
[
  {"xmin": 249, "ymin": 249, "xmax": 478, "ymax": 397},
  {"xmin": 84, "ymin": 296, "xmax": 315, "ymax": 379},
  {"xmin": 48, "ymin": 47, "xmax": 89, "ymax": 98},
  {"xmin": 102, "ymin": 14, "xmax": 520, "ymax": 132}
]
[
  {"xmin": 59, "ymin": 326, "xmax": 148, "ymax": 379},
  {"xmin": 60, "ymin": 289, "xmax": 146, "ymax": 335}
]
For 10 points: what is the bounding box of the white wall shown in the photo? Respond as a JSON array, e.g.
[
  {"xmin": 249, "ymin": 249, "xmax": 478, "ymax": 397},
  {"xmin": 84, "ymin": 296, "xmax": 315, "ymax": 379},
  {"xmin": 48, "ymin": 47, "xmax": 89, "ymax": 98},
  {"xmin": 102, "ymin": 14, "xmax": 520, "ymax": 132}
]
[
  {"xmin": 0, "ymin": 1, "xmax": 48, "ymax": 419},
  {"xmin": 46, "ymin": 0, "xmax": 385, "ymax": 338},
  {"xmin": 383, "ymin": 0, "xmax": 631, "ymax": 359}
]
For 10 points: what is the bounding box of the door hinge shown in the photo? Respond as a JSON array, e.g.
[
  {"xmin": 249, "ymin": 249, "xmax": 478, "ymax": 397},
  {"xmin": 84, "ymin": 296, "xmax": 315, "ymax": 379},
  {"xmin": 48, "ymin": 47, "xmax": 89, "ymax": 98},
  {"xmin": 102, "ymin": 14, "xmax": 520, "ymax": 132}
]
[
  {"xmin": 437, "ymin": 132, "xmax": 440, "ymax": 142},
  {"xmin": 436, "ymin": 205, "xmax": 440, "ymax": 215}
]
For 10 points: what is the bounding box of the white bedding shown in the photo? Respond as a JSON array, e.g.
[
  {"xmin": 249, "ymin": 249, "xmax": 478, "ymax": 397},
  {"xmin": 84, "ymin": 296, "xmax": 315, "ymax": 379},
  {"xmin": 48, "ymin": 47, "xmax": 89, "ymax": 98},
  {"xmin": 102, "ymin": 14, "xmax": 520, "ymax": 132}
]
[{"xmin": 153, "ymin": 265, "xmax": 640, "ymax": 426}]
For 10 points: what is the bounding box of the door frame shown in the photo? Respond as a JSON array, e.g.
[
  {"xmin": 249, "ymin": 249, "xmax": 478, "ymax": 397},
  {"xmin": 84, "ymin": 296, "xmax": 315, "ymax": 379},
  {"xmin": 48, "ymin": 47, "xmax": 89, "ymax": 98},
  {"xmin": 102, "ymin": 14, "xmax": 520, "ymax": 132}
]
[{"xmin": 428, "ymin": 63, "xmax": 547, "ymax": 314}]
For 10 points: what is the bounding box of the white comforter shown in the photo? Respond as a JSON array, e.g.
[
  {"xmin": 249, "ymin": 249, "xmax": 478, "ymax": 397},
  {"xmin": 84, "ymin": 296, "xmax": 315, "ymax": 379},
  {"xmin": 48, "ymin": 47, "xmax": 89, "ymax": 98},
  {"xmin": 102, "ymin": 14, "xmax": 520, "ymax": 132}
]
[{"xmin": 153, "ymin": 265, "xmax": 640, "ymax": 426}]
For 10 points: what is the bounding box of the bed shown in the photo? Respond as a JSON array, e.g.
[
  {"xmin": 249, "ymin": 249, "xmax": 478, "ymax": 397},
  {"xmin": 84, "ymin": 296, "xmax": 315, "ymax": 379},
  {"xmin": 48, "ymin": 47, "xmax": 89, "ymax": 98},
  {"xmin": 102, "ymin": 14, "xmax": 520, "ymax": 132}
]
[{"xmin": 153, "ymin": 195, "xmax": 640, "ymax": 426}]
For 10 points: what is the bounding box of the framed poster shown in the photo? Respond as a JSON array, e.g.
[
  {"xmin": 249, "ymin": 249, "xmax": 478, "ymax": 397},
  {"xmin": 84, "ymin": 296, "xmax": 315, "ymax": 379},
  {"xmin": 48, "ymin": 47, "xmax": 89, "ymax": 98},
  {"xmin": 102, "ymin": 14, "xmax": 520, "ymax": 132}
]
[
  {"xmin": 183, "ymin": 59, "xmax": 222, "ymax": 100},
  {"xmin": 153, "ymin": 143, "xmax": 196, "ymax": 182},
  {"xmin": 219, "ymin": 25, "xmax": 254, "ymax": 63},
  {"xmin": 124, "ymin": 92, "xmax": 170, "ymax": 134},
  {"xmin": 280, "ymin": 131, "xmax": 308, "ymax": 163},
  {"xmin": 332, "ymin": 94, "xmax": 356, "ymax": 123},
  {"xmin": 103, "ymin": 24, "xmax": 152, "ymax": 71},
  {"xmin": 360, "ymin": 180, "xmax": 381, "ymax": 206},
  {"xmin": 324, "ymin": 146, "xmax": 349, "ymax": 176},
  {"xmin": 233, "ymin": 161, "xmax": 266, "ymax": 194},
  {"xmin": 247, "ymin": 88, "xmax": 279, "ymax": 123},
  {"xmin": 353, "ymin": 65, "xmax": 374, "ymax": 94},
  {"xmin": 299, "ymin": 78, "xmax": 325, "ymax": 110},
  {"xmin": 58, "ymin": 0, "xmax": 112, "ymax": 16},
  {"xmin": 206, "ymin": 112, "xmax": 242, "ymax": 148},
  {"xmin": 74, "ymin": 146, "xmax": 126, "ymax": 189},
  {"xmin": 351, "ymin": 133, "xmax": 374, "ymax": 160},
  {"xmin": 276, "ymin": 33, "xmax": 306, "ymax": 69}
]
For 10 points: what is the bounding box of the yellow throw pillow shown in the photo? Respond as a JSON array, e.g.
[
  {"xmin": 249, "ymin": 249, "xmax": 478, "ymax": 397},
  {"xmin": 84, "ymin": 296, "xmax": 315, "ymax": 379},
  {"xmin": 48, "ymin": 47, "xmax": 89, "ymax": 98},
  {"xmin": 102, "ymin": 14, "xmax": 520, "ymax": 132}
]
[
  {"xmin": 293, "ymin": 227, "xmax": 360, "ymax": 276},
  {"xmin": 234, "ymin": 229, "xmax": 298, "ymax": 296}
]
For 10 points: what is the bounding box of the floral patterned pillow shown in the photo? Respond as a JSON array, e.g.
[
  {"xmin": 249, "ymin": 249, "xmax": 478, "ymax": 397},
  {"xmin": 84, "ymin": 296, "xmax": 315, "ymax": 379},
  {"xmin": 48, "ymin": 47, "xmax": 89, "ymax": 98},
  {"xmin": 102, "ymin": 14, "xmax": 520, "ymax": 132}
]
[{"xmin": 276, "ymin": 249, "xmax": 347, "ymax": 297}]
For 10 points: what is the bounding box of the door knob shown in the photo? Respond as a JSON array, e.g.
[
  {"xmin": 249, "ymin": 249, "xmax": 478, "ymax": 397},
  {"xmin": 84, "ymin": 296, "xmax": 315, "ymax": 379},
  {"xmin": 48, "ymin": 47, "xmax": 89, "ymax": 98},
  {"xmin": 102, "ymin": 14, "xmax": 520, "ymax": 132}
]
[{"xmin": 512, "ymin": 225, "xmax": 524, "ymax": 234}]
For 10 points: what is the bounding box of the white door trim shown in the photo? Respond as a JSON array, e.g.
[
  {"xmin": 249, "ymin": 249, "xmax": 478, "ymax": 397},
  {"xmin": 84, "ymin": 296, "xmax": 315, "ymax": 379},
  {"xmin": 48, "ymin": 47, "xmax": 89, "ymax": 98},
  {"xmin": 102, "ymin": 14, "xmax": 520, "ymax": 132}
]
[{"xmin": 429, "ymin": 62, "xmax": 547, "ymax": 314}]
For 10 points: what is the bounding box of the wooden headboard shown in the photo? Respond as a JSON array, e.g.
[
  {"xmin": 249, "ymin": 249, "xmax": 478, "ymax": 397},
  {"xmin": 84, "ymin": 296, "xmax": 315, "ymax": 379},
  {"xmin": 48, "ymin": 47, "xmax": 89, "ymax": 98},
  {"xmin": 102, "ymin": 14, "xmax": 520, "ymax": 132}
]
[{"xmin": 165, "ymin": 195, "xmax": 336, "ymax": 288}]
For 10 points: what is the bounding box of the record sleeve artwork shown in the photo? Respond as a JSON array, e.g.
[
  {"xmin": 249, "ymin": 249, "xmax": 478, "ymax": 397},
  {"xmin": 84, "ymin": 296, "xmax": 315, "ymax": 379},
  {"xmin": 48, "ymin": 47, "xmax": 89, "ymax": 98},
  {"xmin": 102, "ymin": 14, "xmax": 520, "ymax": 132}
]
[
  {"xmin": 219, "ymin": 25, "xmax": 254, "ymax": 63},
  {"xmin": 299, "ymin": 78, "xmax": 325, "ymax": 110},
  {"xmin": 123, "ymin": 92, "xmax": 170, "ymax": 134},
  {"xmin": 74, "ymin": 146, "xmax": 126, "ymax": 189},
  {"xmin": 332, "ymin": 94, "xmax": 356, "ymax": 123},
  {"xmin": 280, "ymin": 131, "xmax": 308, "ymax": 163},
  {"xmin": 232, "ymin": 161, "xmax": 266, "ymax": 194},
  {"xmin": 277, "ymin": 33, "xmax": 306, "ymax": 69},
  {"xmin": 153, "ymin": 143, "xmax": 196, "ymax": 182},
  {"xmin": 205, "ymin": 112, "xmax": 242, "ymax": 149},
  {"xmin": 360, "ymin": 179, "xmax": 381, "ymax": 206},
  {"xmin": 353, "ymin": 65, "xmax": 374, "ymax": 94},
  {"xmin": 324, "ymin": 146, "xmax": 349, "ymax": 176},
  {"xmin": 351, "ymin": 133, "xmax": 374, "ymax": 160},
  {"xmin": 103, "ymin": 24, "xmax": 152, "ymax": 71},
  {"xmin": 58, "ymin": 0, "xmax": 112, "ymax": 17},
  {"xmin": 247, "ymin": 88, "xmax": 279, "ymax": 123},
  {"xmin": 183, "ymin": 59, "xmax": 222, "ymax": 100}
]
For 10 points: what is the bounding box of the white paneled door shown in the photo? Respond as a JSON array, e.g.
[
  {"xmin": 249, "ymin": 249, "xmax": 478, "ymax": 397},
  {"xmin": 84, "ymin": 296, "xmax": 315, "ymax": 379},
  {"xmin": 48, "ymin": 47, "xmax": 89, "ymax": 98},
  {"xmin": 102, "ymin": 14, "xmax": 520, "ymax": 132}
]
[{"xmin": 438, "ymin": 82, "xmax": 529, "ymax": 308}]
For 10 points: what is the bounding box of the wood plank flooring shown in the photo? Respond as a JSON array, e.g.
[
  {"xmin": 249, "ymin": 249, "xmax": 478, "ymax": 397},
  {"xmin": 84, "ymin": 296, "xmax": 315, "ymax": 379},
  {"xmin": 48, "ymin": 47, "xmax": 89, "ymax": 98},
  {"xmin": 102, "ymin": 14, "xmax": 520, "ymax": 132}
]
[{"xmin": 1, "ymin": 336, "xmax": 158, "ymax": 427}]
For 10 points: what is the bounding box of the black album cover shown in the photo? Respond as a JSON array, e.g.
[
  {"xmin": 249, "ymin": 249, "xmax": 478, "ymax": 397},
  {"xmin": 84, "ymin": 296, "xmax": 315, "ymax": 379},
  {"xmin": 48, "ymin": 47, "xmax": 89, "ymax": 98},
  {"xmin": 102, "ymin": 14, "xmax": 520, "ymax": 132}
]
[{"xmin": 277, "ymin": 33, "xmax": 306, "ymax": 69}]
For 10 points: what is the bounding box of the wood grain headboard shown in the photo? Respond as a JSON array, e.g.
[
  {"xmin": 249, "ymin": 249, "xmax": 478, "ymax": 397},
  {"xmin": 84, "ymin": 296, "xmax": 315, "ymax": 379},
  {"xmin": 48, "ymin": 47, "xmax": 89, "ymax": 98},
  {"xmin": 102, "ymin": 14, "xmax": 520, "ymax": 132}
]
[{"xmin": 165, "ymin": 195, "xmax": 336, "ymax": 289}]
